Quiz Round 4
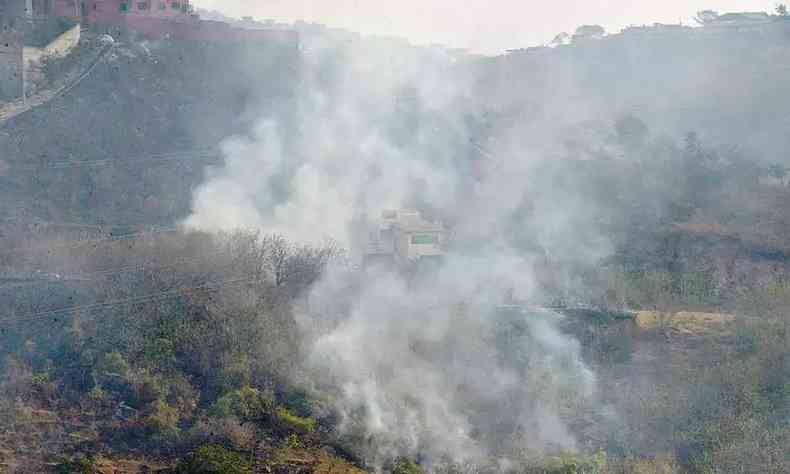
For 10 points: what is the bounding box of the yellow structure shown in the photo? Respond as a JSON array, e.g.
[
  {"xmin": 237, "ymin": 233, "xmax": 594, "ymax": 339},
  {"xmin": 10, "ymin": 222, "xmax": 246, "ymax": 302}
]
[{"xmin": 635, "ymin": 311, "xmax": 735, "ymax": 336}]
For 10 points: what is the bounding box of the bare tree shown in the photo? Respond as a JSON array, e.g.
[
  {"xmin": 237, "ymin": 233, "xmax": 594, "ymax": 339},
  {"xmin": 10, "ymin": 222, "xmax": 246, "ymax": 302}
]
[
  {"xmin": 768, "ymin": 163, "xmax": 787, "ymax": 186},
  {"xmin": 572, "ymin": 25, "xmax": 605, "ymax": 42},
  {"xmin": 263, "ymin": 234, "xmax": 291, "ymax": 288},
  {"xmin": 550, "ymin": 32, "xmax": 570, "ymax": 47},
  {"xmin": 694, "ymin": 10, "xmax": 720, "ymax": 25}
]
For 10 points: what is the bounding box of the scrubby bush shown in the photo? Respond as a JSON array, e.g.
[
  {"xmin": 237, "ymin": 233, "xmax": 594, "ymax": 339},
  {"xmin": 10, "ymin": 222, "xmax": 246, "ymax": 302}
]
[
  {"xmin": 391, "ymin": 457, "xmax": 425, "ymax": 474},
  {"xmin": 284, "ymin": 433, "xmax": 303, "ymax": 449},
  {"xmin": 188, "ymin": 416, "xmax": 256, "ymax": 452},
  {"xmin": 166, "ymin": 373, "xmax": 200, "ymax": 419},
  {"xmin": 0, "ymin": 356, "xmax": 33, "ymax": 400},
  {"xmin": 281, "ymin": 387, "xmax": 313, "ymax": 418},
  {"xmin": 55, "ymin": 453, "xmax": 98, "ymax": 474},
  {"xmin": 275, "ymin": 406, "xmax": 316, "ymax": 435},
  {"xmin": 96, "ymin": 351, "xmax": 130, "ymax": 378},
  {"xmin": 173, "ymin": 444, "xmax": 253, "ymax": 474},
  {"xmin": 130, "ymin": 370, "xmax": 166, "ymax": 408},
  {"xmin": 517, "ymin": 451, "xmax": 608, "ymax": 474},
  {"xmin": 30, "ymin": 371, "xmax": 57, "ymax": 402},
  {"xmin": 211, "ymin": 386, "xmax": 274, "ymax": 421},
  {"xmin": 145, "ymin": 400, "xmax": 181, "ymax": 435}
]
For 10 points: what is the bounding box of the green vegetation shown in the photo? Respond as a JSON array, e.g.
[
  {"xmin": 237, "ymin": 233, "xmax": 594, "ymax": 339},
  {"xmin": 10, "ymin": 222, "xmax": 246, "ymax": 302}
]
[
  {"xmin": 544, "ymin": 451, "xmax": 607, "ymax": 474},
  {"xmin": 55, "ymin": 454, "xmax": 98, "ymax": 474},
  {"xmin": 211, "ymin": 386, "xmax": 273, "ymax": 421},
  {"xmin": 275, "ymin": 407, "xmax": 316, "ymax": 434},
  {"xmin": 391, "ymin": 458, "xmax": 425, "ymax": 474},
  {"xmin": 0, "ymin": 230, "xmax": 338, "ymax": 471},
  {"xmin": 173, "ymin": 444, "xmax": 253, "ymax": 474}
]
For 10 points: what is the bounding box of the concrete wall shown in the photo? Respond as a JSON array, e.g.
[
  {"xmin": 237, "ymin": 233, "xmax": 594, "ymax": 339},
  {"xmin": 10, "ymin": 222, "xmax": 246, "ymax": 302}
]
[
  {"xmin": 395, "ymin": 232, "xmax": 409, "ymax": 262},
  {"xmin": 118, "ymin": 15, "xmax": 299, "ymax": 45},
  {"xmin": 0, "ymin": 21, "xmax": 24, "ymax": 101},
  {"xmin": 0, "ymin": 0, "xmax": 28, "ymax": 18}
]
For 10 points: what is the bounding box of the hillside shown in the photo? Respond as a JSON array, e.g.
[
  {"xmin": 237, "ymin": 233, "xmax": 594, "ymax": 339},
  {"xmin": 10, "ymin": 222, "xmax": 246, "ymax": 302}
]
[
  {"xmin": 1, "ymin": 14, "xmax": 789, "ymax": 474},
  {"xmin": 0, "ymin": 30, "xmax": 297, "ymax": 233}
]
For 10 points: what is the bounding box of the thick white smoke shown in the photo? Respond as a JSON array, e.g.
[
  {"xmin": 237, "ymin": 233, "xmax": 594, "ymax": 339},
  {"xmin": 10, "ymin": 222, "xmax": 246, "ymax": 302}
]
[
  {"xmin": 301, "ymin": 256, "xmax": 597, "ymax": 468},
  {"xmin": 185, "ymin": 30, "xmax": 609, "ymax": 467},
  {"xmin": 184, "ymin": 34, "xmax": 466, "ymax": 246}
]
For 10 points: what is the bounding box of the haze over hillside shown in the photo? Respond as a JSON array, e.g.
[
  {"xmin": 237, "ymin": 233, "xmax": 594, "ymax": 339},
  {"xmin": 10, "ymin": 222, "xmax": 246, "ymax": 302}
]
[{"xmin": 193, "ymin": 0, "xmax": 779, "ymax": 53}]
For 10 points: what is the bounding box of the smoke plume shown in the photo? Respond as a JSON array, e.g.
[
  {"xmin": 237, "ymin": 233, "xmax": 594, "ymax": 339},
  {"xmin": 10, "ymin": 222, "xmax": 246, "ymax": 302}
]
[{"xmin": 185, "ymin": 30, "xmax": 609, "ymax": 467}]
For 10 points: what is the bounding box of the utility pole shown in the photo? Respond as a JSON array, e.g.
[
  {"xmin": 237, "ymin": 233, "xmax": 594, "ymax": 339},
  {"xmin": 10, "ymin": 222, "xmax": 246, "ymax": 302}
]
[
  {"xmin": 19, "ymin": 15, "xmax": 26, "ymax": 105},
  {"xmin": 23, "ymin": 0, "xmax": 31, "ymax": 104},
  {"xmin": 20, "ymin": 46, "xmax": 25, "ymax": 105}
]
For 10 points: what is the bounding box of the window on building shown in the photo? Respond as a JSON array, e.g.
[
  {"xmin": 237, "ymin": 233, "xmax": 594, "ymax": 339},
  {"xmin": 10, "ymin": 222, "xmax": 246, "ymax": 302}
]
[
  {"xmin": 411, "ymin": 235, "xmax": 438, "ymax": 245},
  {"xmin": 119, "ymin": 2, "xmax": 129, "ymax": 12},
  {"xmin": 158, "ymin": 2, "xmax": 166, "ymax": 9},
  {"xmin": 137, "ymin": 2, "xmax": 148, "ymax": 10},
  {"xmin": 171, "ymin": 1, "xmax": 180, "ymax": 9}
]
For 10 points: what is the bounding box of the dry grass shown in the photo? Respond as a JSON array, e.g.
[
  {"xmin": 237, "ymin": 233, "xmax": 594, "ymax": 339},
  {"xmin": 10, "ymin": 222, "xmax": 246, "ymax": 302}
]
[
  {"xmin": 621, "ymin": 455, "xmax": 680, "ymax": 473},
  {"xmin": 93, "ymin": 457, "xmax": 169, "ymax": 474},
  {"xmin": 274, "ymin": 446, "xmax": 367, "ymax": 474},
  {"xmin": 636, "ymin": 311, "xmax": 735, "ymax": 335}
]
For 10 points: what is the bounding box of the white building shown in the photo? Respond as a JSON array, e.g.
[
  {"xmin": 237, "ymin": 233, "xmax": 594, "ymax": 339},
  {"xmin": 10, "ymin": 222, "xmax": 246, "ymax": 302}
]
[{"xmin": 365, "ymin": 209, "xmax": 446, "ymax": 265}]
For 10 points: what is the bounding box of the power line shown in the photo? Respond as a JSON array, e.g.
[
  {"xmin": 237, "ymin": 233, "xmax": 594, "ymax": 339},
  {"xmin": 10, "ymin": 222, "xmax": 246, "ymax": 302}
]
[
  {"xmin": 1, "ymin": 275, "xmax": 256, "ymax": 326},
  {"xmin": 10, "ymin": 148, "xmax": 220, "ymax": 171},
  {"xmin": 0, "ymin": 247, "xmax": 239, "ymax": 290},
  {"xmin": 3, "ymin": 225, "xmax": 181, "ymax": 256},
  {"xmin": 0, "ymin": 218, "xmax": 135, "ymax": 229}
]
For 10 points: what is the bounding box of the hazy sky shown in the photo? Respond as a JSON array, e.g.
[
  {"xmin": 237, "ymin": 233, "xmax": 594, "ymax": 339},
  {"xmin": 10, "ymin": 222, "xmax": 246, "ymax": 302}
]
[{"xmin": 192, "ymin": 1, "xmax": 779, "ymax": 54}]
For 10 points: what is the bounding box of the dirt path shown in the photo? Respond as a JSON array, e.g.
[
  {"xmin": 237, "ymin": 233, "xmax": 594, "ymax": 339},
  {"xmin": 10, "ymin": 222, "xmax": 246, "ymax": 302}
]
[{"xmin": 0, "ymin": 41, "xmax": 114, "ymax": 125}]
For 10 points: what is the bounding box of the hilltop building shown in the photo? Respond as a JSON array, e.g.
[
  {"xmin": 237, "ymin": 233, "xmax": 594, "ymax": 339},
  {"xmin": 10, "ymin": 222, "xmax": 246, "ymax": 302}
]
[
  {"xmin": 0, "ymin": 0, "xmax": 298, "ymax": 43},
  {"xmin": 712, "ymin": 12, "xmax": 772, "ymax": 25},
  {"xmin": 572, "ymin": 24, "xmax": 605, "ymax": 42},
  {"xmin": 621, "ymin": 23, "xmax": 691, "ymax": 36},
  {"xmin": 701, "ymin": 12, "xmax": 772, "ymax": 33},
  {"xmin": 0, "ymin": 0, "xmax": 193, "ymax": 21},
  {"xmin": 71, "ymin": 0, "xmax": 195, "ymax": 28}
]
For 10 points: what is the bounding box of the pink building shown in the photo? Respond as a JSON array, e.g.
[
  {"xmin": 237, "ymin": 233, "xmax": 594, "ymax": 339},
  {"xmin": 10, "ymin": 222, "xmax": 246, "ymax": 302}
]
[
  {"xmin": 80, "ymin": 0, "xmax": 193, "ymax": 25},
  {"xmin": 50, "ymin": 0, "xmax": 80, "ymax": 17},
  {"xmin": 2, "ymin": 0, "xmax": 192, "ymax": 21},
  {"xmin": 17, "ymin": 0, "xmax": 298, "ymax": 45}
]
